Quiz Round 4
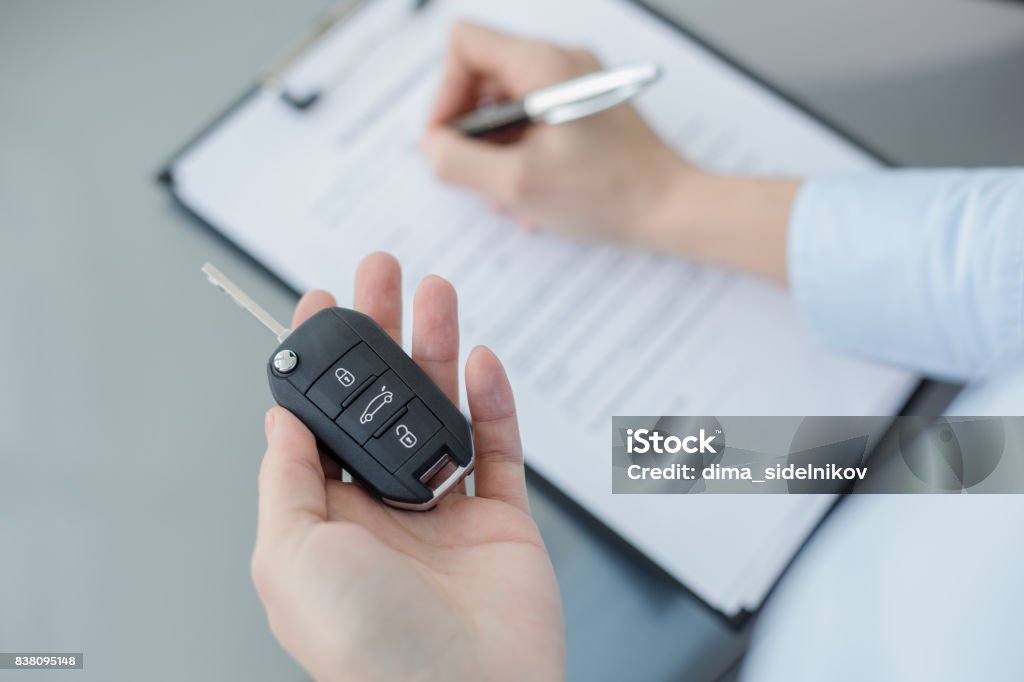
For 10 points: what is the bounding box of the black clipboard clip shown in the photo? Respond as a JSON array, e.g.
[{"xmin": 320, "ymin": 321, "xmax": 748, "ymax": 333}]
[{"xmin": 266, "ymin": 0, "xmax": 433, "ymax": 111}]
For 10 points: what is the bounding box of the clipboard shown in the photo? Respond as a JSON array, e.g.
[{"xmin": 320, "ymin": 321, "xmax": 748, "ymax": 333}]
[
  {"xmin": 159, "ymin": 0, "xmax": 923, "ymax": 626},
  {"xmin": 160, "ymin": 0, "xmax": 893, "ymax": 185}
]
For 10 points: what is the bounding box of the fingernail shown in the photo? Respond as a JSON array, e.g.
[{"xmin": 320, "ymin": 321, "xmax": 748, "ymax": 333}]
[
  {"xmin": 264, "ymin": 409, "xmax": 276, "ymax": 439},
  {"xmin": 421, "ymin": 273, "xmax": 448, "ymax": 287}
]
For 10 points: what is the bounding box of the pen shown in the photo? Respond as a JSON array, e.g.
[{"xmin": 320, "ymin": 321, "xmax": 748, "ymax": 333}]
[{"xmin": 451, "ymin": 62, "xmax": 661, "ymax": 137}]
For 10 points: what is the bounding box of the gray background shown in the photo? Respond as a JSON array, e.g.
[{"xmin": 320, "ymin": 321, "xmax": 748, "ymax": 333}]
[{"xmin": 1, "ymin": 1, "xmax": 1022, "ymax": 680}]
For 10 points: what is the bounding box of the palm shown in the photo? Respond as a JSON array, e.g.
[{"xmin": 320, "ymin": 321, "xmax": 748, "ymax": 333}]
[
  {"xmin": 252, "ymin": 253, "xmax": 564, "ymax": 682},
  {"xmin": 303, "ymin": 486, "xmax": 561, "ymax": 679}
]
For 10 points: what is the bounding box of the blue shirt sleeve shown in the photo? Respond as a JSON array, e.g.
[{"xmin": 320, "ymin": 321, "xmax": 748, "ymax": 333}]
[{"xmin": 788, "ymin": 168, "xmax": 1024, "ymax": 382}]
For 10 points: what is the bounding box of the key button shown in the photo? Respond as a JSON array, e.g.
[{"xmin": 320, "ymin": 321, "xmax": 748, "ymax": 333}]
[
  {"xmin": 336, "ymin": 371, "xmax": 414, "ymax": 444},
  {"xmin": 284, "ymin": 311, "xmax": 361, "ymax": 393},
  {"xmin": 272, "ymin": 349, "xmax": 298, "ymax": 374},
  {"xmin": 367, "ymin": 400, "xmax": 442, "ymax": 472},
  {"xmin": 306, "ymin": 343, "xmax": 387, "ymax": 419}
]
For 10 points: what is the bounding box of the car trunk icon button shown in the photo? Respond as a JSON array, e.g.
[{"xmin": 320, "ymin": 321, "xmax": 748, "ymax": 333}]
[{"xmin": 336, "ymin": 370, "xmax": 414, "ymax": 444}]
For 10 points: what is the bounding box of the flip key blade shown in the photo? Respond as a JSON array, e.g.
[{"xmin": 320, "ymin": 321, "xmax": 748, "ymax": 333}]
[{"xmin": 201, "ymin": 262, "xmax": 291, "ymax": 342}]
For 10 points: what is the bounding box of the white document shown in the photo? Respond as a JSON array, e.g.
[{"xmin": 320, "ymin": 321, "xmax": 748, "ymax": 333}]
[{"xmin": 170, "ymin": 0, "xmax": 917, "ymax": 617}]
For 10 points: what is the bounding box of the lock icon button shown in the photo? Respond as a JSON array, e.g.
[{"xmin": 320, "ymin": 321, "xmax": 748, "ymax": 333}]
[
  {"xmin": 396, "ymin": 424, "xmax": 418, "ymax": 449},
  {"xmin": 335, "ymin": 367, "xmax": 355, "ymax": 387}
]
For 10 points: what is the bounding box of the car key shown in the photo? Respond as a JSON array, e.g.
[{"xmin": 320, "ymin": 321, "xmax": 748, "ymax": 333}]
[{"xmin": 201, "ymin": 263, "xmax": 474, "ymax": 511}]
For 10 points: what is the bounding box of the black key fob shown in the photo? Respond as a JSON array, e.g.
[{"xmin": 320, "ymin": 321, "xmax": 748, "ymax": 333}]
[{"xmin": 267, "ymin": 308, "xmax": 474, "ymax": 511}]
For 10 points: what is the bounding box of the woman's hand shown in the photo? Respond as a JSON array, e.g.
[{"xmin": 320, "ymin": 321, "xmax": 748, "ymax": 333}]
[
  {"xmin": 251, "ymin": 253, "xmax": 565, "ymax": 682},
  {"xmin": 422, "ymin": 22, "xmax": 800, "ymax": 285},
  {"xmin": 422, "ymin": 21, "xmax": 688, "ymax": 246}
]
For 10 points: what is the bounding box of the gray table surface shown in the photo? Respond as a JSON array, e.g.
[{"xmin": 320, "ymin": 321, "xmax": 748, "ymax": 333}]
[{"xmin": 2, "ymin": 1, "xmax": 1022, "ymax": 681}]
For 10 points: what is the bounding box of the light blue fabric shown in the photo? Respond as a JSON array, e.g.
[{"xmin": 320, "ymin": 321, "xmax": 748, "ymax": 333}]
[
  {"xmin": 743, "ymin": 170, "xmax": 1024, "ymax": 681},
  {"xmin": 787, "ymin": 169, "xmax": 1024, "ymax": 381}
]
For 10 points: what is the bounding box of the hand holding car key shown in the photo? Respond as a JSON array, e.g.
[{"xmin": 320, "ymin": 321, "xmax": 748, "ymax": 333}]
[
  {"xmin": 206, "ymin": 253, "xmax": 562, "ymax": 682},
  {"xmin": 202, "ymin": 261, "xmax": 473, "ymax": 510}
]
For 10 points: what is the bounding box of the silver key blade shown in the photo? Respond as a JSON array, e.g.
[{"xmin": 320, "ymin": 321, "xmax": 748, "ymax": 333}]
[{"xmin": 201, "ymin": 263, "xmax": 291, "ymax": 342}]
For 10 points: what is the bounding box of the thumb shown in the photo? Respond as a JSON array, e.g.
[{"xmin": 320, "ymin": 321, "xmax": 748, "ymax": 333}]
[
  {"xmin": 257, "ymin": 407, "xmax": 327, "ymax": 545},
  {"xmin": 423, "ymin": 127, "xmax": 522, "ymax": 203}
]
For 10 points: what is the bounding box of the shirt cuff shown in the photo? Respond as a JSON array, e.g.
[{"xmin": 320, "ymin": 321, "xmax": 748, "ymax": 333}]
[{"xmin": 787, "ymin": 169, "xmax": 1024, "ymax": 381}]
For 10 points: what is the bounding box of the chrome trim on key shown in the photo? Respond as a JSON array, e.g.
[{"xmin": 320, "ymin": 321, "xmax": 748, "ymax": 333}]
[{"xmin": 381, "ymin": 455, "xmax": 475, "ymax": 511}]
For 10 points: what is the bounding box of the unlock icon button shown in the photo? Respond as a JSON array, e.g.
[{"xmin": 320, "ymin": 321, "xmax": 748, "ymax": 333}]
[
  {"xmin": 367, "ymin": 399, "xmax": 442, "ymax": 472},
  {"xmin": 396, "ymin": 424, "xmax": 418, "ymax": 449}
]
